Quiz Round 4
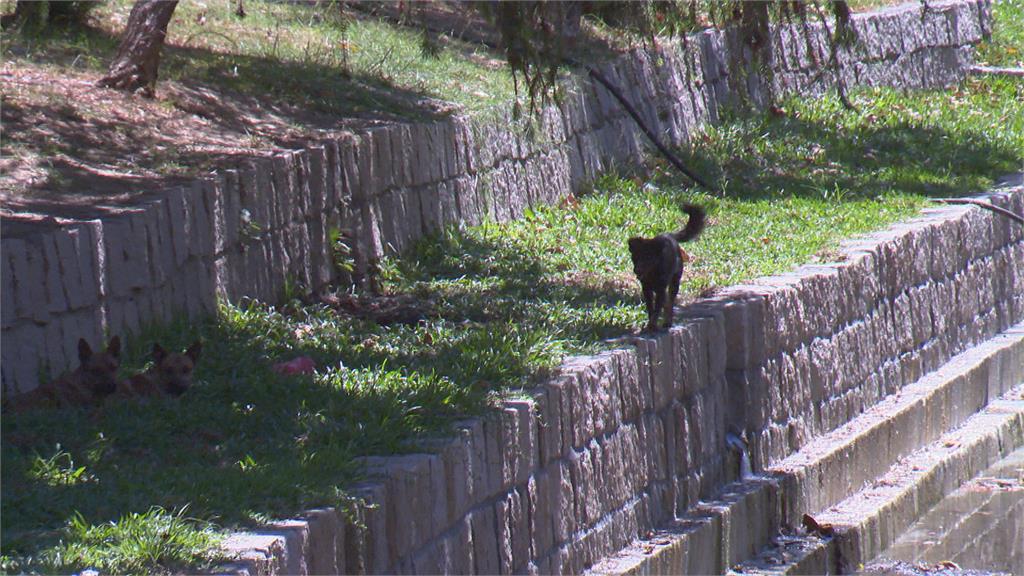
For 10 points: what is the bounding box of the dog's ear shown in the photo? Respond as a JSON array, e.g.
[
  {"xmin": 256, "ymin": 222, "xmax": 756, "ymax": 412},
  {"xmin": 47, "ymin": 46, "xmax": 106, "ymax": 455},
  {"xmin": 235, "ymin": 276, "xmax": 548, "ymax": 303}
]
[
  {"xmin": 106, "ymin": 336, "xmax": 122, "ymax": 358},
  {"xmin": 152, "ymin": 343, "xmax": 168, "ymax": 363},
  {"xmin": 78, "ymin": 338, "xmax": 93, "ymax": 364},
  {"xmin": 185, "ymin": 341, "xmax": 203, "ymax": 363}
]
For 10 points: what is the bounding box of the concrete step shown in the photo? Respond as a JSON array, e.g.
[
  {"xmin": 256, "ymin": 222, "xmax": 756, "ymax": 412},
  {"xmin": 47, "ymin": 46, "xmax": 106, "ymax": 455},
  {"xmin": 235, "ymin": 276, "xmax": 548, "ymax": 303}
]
[
  {"xmin": 767, "ymin": 325, "xmax": 1024, "ymax": 531},
  {"xmin": 732, "ymin": 389, "xmax": 1024, "ymax": 574},
  {"xmin": 866, "ymin": 446, "xmax": 1024, "ymax": 574},
  {"xmin": 588, "ymin": 324, "xmax": 1024, "ymax": 575}
]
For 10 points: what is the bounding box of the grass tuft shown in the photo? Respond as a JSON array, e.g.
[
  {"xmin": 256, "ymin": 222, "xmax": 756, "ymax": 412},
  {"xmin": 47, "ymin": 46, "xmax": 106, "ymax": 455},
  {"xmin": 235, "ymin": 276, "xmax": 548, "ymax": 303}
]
[
  {"xmin": 2, "ymin": 2, "xmax": 1022, "ymax": 570},
  {"xmin": 5, "ymin": 74, "xmax": 1022, "ymax": 571},
  {"xmin": 36, "ymin": 506, "xmax": 221, "ymax": 575}
]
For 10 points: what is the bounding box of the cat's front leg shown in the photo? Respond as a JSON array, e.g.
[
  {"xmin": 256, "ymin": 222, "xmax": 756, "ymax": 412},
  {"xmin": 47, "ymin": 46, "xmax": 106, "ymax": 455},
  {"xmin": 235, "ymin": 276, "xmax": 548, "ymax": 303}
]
[
  {"xmin": 643, "ymin": 286, "xmax": 658, "ymax": 332},
  {"xmin": 650, "ymin": 288, "xmax": 666, "ymax": 332}
]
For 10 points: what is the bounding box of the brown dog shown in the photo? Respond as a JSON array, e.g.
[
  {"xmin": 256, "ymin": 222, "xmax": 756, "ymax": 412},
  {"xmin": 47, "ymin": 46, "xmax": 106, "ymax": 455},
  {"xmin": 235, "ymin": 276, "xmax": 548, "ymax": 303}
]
[
  {"xmin": 6, "ymin": 337, "xmax": 122, "ymax": 412},
  {"xmin": 120, "ymin": 341, "xmax": 202, "ymax": 398}
]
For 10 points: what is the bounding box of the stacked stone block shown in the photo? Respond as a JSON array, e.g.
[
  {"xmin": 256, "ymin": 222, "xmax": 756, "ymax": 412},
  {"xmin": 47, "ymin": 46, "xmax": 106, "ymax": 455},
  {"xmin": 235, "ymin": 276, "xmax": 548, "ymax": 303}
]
[
  {"xmin": 765, "ymin": 0, "xmax": 990, "ymax": 97},
  {"xmin": 0, "ymin": 0, "xmax": 1006, "ymax": 572},
  {"xmin": 219, "ymin": 311, "xmax": 735, "ymax": 575},
  {"xmin": 703, "ymin": 190, "xmax": 1024, "ymax": 473},
  {"xmin": 1, "ymin": 0, "xmax": 989, "ymax": 396},
  {"xmin": 217, "ymin": 181, "xmax": 1023, "ymax": 575}
]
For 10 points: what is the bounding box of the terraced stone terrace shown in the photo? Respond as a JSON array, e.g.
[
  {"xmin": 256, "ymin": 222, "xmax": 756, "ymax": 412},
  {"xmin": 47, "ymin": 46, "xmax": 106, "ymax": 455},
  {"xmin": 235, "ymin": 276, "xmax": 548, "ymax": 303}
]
[
  {"xmin": 864, "ymin": 446, "xmax": 1024, "ymax": 575},
  {"xmin": 2, "ymin": 0, "xmax": 1024, "ymax": 574}
]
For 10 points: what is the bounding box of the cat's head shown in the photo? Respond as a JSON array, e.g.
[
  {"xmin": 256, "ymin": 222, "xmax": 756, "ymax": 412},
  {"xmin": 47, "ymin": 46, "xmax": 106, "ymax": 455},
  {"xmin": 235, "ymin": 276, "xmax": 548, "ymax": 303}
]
[{"xmin": 628, "ymin": 237, "xmax": 659, "ymax": 278}]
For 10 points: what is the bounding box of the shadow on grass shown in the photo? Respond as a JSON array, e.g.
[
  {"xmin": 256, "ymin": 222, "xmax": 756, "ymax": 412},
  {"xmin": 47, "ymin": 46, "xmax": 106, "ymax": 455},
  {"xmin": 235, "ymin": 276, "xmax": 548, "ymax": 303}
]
[
  {"xmin": 0, "ymin": 221, "xmax": 639, "ymax": 569},
  {"xmin": 3, "ymin": 77, "xmax": 1022, "ymax": 569},
  {"xmin": 0, "ymin": 317, "xmax": 462, "ymax": 560},
  {"xmin": 679, "ymin": 100, "xmax": 1022, "ymax": 203},
  {"xmin": 0, "ymin": 18, "xmax": 451, "ymax": 219}
]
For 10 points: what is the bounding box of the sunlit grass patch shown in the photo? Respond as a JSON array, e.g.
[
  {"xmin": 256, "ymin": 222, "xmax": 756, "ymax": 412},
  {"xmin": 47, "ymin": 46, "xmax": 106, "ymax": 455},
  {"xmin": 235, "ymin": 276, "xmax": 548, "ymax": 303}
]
[
  {"xmin": 976, "ymin": 0, "xmax": 1024, "ymax": 68},
  {"xmin": 678, "ymin": 79, "xmax": 1022, "ymax": 202},
  {"xmin": 1, "ymin": 0, "xmax": 515, "ymax": 119},
  {"xmin": 3, "ymin": 73, "xmax": 1021, "ymax": 575},
  {"xmin": 1, "ymin": 506, "xmax": 225, "ymax": 575}
]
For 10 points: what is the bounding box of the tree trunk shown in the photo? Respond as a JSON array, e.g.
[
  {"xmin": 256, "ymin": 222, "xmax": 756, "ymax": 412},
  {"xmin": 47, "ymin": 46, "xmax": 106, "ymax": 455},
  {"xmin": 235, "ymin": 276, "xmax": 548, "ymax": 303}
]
[
  {"xmin": 97, "ymin": 0, "xmax": 179, "ymax": 97},
  {"xmin": 2, "ymin": 1, "xmax": 97, "ymax": 30},
  {"xmin": 740, "ymin": 2, "xmax": 771, "ymax": 61},
  {"xmin": 739, "ymin": 1, "xmax": 774, "ymax": 107},
  {"xmin": 2, "ymin": 1, "xmax": 46, "ymax": 30}
]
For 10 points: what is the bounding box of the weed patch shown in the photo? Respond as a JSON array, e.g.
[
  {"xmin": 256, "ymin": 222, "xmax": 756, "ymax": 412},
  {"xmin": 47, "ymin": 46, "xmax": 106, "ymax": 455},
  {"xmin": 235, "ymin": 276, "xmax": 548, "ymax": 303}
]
[
  {"xmin": 2, "ymin": 2, "xmax": 1022, "ymax": 566},
  {"xmin": 5, "ymin": 74, "xmax": 1021, "ymax": 571}
]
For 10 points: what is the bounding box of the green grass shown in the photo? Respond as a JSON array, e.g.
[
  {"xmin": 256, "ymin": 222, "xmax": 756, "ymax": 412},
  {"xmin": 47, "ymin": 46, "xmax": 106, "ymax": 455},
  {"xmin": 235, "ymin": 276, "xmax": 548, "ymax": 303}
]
[
  {"xmin": 3, "ymin": 71, "xmax": 1021, "ymax": 573},
  {"xmin": 1, "ymin": 506, "xmax": 224, "ymax": 576},
  {"xmin": 3, "ymin": 0, "xmax": 1023, "ymax": 571},
  {"xmin": 1, "ymin": 0, "xmax": 515, "ymax": 120},
  {"xmin": 976, "ymin": 0, "xmax": 1024, "ymax": 68}
]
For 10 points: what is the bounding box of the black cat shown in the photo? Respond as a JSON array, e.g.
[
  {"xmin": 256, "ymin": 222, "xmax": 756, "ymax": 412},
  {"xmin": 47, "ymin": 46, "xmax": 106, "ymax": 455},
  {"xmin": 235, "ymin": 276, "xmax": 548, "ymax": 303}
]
[{"xmin": 628, "ymin": 204, "xmax": 706, "ymax": 332}]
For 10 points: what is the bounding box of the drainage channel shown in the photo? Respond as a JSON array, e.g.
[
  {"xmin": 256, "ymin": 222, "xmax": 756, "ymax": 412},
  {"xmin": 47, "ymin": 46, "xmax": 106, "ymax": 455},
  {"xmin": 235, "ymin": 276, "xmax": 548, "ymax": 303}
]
[{"xmin": 860, "ymin": 446, "xmax": 1024, "ymax": 576}]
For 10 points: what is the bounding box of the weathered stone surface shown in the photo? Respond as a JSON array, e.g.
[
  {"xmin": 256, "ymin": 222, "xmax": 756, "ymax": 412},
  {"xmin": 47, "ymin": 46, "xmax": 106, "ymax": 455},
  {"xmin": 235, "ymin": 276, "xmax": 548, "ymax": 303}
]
[
  {"xmin": 101, "ymin": 214, "xmax": 143, "ymax": 297},
  {"xmin": 345, "ymin": 481, "xmax": 389, "ymax": 574},
  {"xmin": 509, "ymin": 486, "xmax": 531, "ymax": 573},
  {"xmin": 221, "ymin": 532, "xmax": 288, "ymax": 575},
  {"xmin": 470, "ymin": 504, "xmax": 500, "ymax": 575},
  {"xmin": 382, "ymin": 454, "xmax": 437, "ymax": 562},
  {"xmin": 506, "ymin": 399, "xmax": 538, "ymax": 485},
  {"xmin": 300, "ymin": 508, "xmax": 339, "ymax": 575},
  {"xmin": 1, "ymin": 322, "xmax": 44, "ymax": 393},
  {"xmin": 187, "ymin": 179, "xmax": 214, "ymax": 257},
  {"xmin": 39, "ymin": 233, "xmax": 67, "ymax": 315},
  {"xmin": 533, "ymin": 388, "xmax": 560, "ymax": 467},
  {"xmin": 608, "ymin": 348, "xmax": 642, "ymax": 424},
  {"xmin": 528, "ymin": 469, "xmax": 555, "ymax": 559},
  {"xmin": 6, "ymin": 4, "xmax": 1014, "ymax": 573},
  {"xmin": 551, "ymin": 460, "xmax": 576, "ymax": 545},
  {"xmin": 451, "ymin": 175, "xmax": 480, "ymax": 227},
  {"xmin": 1, "ymin": 249, "xmax": 18, "ymax": 329},
  {"xmin": 12, "ymin": 239, "xmax": 50, "ymax": 324},
  {"xmin": 441, "ymin": 516, "xmax": 474, "ymax": 575},
  {"xmin": 480, "ymin": 415, "xmax": 506, "ymax": 499},
  {"xmin": 263, "ymin": 519, "xmax": 309, "ymax": 576}
]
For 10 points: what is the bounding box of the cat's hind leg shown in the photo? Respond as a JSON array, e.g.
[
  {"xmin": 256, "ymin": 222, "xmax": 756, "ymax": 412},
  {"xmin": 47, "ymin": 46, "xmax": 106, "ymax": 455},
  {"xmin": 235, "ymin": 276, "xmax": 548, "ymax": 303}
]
[{"xmin": 663, "ymin": 275, "xmax": 682, "ymax": 328}]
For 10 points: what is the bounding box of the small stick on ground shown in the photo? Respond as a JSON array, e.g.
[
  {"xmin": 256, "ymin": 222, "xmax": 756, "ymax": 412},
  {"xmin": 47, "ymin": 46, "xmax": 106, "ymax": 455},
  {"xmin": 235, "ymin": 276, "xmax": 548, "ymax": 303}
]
[
  {"xmin": 931, "ymin": 198, "xmax": 1024, "ymax": 226},
  {"xmin": 968, "ymin": 66, "xmax": 1024, "ymax": 78}
]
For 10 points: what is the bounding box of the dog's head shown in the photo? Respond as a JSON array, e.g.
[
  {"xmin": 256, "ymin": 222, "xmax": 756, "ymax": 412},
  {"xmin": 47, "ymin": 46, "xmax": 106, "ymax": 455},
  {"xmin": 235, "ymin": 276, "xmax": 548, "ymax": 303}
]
[
  {"xmin": 151, "ymin": 341, "xmax": 202, "ymax": 397},
  {"xmin": 78, "ymin": 336, "xmax": 122, "ymax": 399}
]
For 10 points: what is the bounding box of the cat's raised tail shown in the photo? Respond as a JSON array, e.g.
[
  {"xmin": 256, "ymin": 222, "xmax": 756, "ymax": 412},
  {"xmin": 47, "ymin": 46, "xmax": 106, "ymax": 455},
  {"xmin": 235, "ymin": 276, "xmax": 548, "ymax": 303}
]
[{"xmin": 673, "ymin": 204, "xmax": 706, "ymax": 243}]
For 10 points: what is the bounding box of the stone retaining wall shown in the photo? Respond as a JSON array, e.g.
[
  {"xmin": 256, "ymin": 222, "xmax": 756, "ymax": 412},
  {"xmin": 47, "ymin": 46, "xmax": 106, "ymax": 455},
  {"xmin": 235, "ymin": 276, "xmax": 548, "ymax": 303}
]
[
  {"xmin": 219, "ymin": 180, "xmax": 1023, "ymax": 575},
  {"xmin": 1, "ymin": 0, "xmax": 991, "ymax": 397}
]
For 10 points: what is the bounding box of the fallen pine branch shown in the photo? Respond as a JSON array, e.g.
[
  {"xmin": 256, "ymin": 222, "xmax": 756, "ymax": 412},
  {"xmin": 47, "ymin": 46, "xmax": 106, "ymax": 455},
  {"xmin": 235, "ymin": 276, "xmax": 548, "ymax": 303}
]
[
  {"xmin": 581, "ymin": 64, "xmax": 715, "ymax": 192},
  {"xmin": 968, "ymin": 65, "xmax": 1024, "ymax": 78},
  {"xmin": 931, "ymin": 198, "xmax": 1024, "ymax": 226}
]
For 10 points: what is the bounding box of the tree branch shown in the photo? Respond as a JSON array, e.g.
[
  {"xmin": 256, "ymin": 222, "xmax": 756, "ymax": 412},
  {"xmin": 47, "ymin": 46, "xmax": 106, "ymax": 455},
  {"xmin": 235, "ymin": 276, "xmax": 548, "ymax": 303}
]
[
  {"xmin": 584, "ymin": 65, "xmax": 715, "ymax": 191},
  {"xmin": 931, "ymin": 198, "xmax": 1024, "ymax": 226}
]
